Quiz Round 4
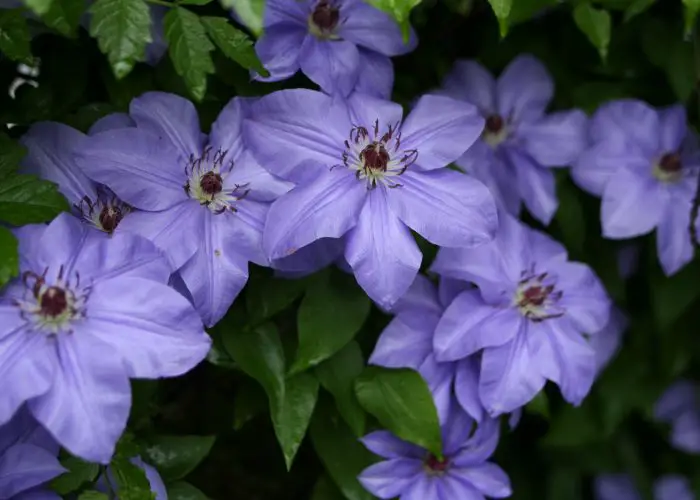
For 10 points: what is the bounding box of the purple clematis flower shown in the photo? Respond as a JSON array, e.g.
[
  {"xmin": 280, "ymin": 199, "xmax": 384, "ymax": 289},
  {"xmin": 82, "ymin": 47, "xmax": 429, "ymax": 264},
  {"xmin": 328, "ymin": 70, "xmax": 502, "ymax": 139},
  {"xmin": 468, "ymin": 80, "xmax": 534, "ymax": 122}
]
[
  {"xmin": 244, "ymin": 89, "xmax": 497, "ymax": 307},
  {"xmin": 0, "ymin": 406, "xmax": 64, "ymax": 500},
  {"xmin": 430, "ymin": 213, "xmax": 611, "ymax": 415},
  {"xmin": 358, "ymin": 404, "xmax": 511, "ymax": 500},
  {"xmin": 654, "ymin": 380, "xmax": 700, "ymax": 454},
  {"xmin": 572, "ymin": 100, "xmax": 700, "ymax": 276},
  {"xmin": 96, "ymin": 456, "xmax": 167, "ymax": 499},
  {"xmin": 254, "ymin": 0, "xmax": 416, "ymax": 98},
  {"xmin": 74, "ymin": 92, "xmax": 291, "ymax": 326},
  {"xmin": 595, "ymin": 474, "xmax": 694, "ymax": 500},
  {"xmin": 437, "ymin": 54, "xmax": 587, "ymax": 225},
  {"xmin": 0, "ymin": 213, "xmax": 211, "ymax": 463}
]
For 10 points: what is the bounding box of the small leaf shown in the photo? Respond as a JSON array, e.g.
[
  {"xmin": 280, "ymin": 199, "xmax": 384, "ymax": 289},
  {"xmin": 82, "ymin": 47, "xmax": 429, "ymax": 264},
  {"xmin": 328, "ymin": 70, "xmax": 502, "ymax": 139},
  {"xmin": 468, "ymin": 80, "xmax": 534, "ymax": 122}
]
[
  {"xmin": 22, "ymin": 0, "xmax": 54, "ymax": 16},
  {"xmin": 271, "ymin": 373, "xmax": 319, "ymax": 470},
  {"xmin": 201, "ymin": 16, "xmax": 268, "ymax": 76},
  {"xmin": 164, "ymin": 7, "xmax": 215, "ymax": 101},
  {"xmin": 143, "ymin": 435, "xmax": 216, "ymax": 482},
  {"xmin": 78, "ymin": 492, "xmax": 109, "ymax": 500},
  {"xmin": 486, "ymin": 0, "xmax": 513, "ymax": 36},
  {"xmin": 233, "ymin": 377, "xmax": 268, "ymax": 430},
  {"xmin": 309, "ymin": 398, "xmax": 375, "ymax": 500},
  {"xmin": 355, "ymin": 366, "xmax": 442, "ymax": 457},
  {"xmin": 315, "ymin": 341, "xmax": 366, "ymax": 437},
  {"xmin": 109, "ymin": 456, "xmax": 156, "ymax": 500},
  {"xmin": 365, "ymin": 0, "xmax": 420, "ymax": 42},
  {"xmin": 0, "ymin": 133, "xmax": 26, "ymax": 181},
  {"xmin": 0, "ymin": 174, "xmax": 70, "ymax": 225},
  {"xmin": 89, "ymin": 0, "xmax": 152, "ymax": 79},
  {"xmin": 245, "ymin": 270, "xmax": 306, "ymax": 324},
  {"xmin": 650, "ymin": 256, "xmax": 700, "ymax": 333},
  {"xmin": 573, "ymin": 3, "xmax": 611, "ymax": 61},
  {"xmin": 0, "ymin": 227, "xmax": 18, "ymax": 289},
  {"xmin": 0, "ymin": 9, "xmax": 31, "ymax": 62},
  {"xmin": 166, "ymin": 481, "xmax": 210, "ymax": 500},
  {"xmin": 292, "ymin": 271, "xmax": 370, "ymax": 374},
  {"xmin": 223, "ymin": 322, "xmax": 286, "ymax": 410},
  {"xmin": 41, "ymin": 0, "xmax": 85, "ymax": 37},
  {"xmin": 225, "ymin": 0, "xmax": 265, "ymax": 36},
  {"xmin": 50, "ymin": 456, "xmax": 100, "ymax": 495},
  {"xmin": 623, "ymin": 0, "xmax": 656, "ymax": 22},
  {"xmin": 683, "ymin": 0, "xmax": 700, "ymax": 36},
  {"xmin": 665, "ymin": 38, "xmax": 694, "ymax": 103}
]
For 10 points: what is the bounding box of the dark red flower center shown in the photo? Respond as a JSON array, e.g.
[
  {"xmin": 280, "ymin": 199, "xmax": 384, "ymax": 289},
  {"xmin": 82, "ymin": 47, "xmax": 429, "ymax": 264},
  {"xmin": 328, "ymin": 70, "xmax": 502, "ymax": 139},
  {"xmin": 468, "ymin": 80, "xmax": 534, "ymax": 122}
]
[
  {"xmin": 360, "ymin": 143, "xmax": 390, "ymax": 172},
  {"xmin": 40, "ymin": 286, "xmax": 68, "ymax": 317},
  {"xmin": 99, "ymin": 205, "xmax": 124, "ymax": 233},
  {"xmin": 425, "ymin": 454, "xmax": 449, "ymax": 473},
  {"xmin": 659, "ymin": 152, "xmax": 682, "ymax": 173},
  {"xmin": 312, "ymin": 0, "xmax": 340, "ymax": 31},
  {"xmin": 521, "ymin": 285, "xmax": 552, "ymax": 307},
  {"xmin": 200, "ymin": 171, "xmax": 223, "ymax": 195},
  {"xmin": 485, "ymin": 114, "xmax": 504, "ymax": 133}
]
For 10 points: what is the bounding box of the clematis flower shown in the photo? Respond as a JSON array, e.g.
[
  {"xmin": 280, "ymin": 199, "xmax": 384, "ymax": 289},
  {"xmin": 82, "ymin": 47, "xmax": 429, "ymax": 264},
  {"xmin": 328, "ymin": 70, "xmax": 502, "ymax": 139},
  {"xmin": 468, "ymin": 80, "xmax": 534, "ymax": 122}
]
[
  {"xmin": 654, "ymin": 380, "xmax": 700, "ymax": 454},
  {"xmin": 431, "ymin": 213, "xmax": 611, "ymax": 415},
  {"xmin": 595, "ymin": 474, "xmax": 694, "ymax": 500},
  {"xmin": 254, "ymin": 0, "xmax": 416, "ymax": 98},
  {"xmin": 358, "ymin": 404, "xmax": 511, "ymax": 500},
  {"xmin": 572, "ymin": 100, "xmax": 700, "ymax": 276},
  {"xmin": 74, "ymin": 92, "xmax": 291, "ymax": 326},
  {"xmin": 244, "ymin": 89, "xmax": 497, "ymax": 307},
  {"xmin": 0, "ymin": 213, "xmax": 211, "ymax": 463},
  {"xmin": 0, "ymin": 406, "xmax": 64, "ymax": 500},
  {"xmin": 438, "ymin": 54, "xmax": 587, "ymax": 225},
  {"xmin": 97, "ymin": 456, "xmax": 168, "ymax": 499}
]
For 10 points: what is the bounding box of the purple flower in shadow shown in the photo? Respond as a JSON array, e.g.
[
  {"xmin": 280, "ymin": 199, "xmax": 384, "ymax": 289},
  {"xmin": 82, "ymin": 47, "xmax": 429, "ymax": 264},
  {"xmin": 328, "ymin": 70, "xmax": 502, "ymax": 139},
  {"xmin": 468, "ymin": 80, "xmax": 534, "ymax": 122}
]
[{"xmin": 654, "ymin": 380, "xmax": 700, "ymax": 454}]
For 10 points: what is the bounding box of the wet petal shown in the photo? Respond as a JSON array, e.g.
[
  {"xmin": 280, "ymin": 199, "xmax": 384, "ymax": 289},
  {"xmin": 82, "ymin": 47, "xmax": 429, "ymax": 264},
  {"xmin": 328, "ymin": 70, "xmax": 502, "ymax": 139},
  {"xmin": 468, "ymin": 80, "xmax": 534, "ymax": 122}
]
[
  {"xmin": 451, "ymin": 463, "xmax": 511, "ymax": 498},
  {"xmin": 504, "ymin": 147, "xmax": 557, "ymax": 225},
  {"xmin": 518, "ymin": 110, "xmax": 587, "ymax": 167},
  {"xmin": 496, "ymin": 54, "xmax": 553, "ymax": 122},
  {"xmin": 299, "ymin": 37, "xmax": 360, "ymax": 97},
  {"xmin": 0, "ymin": 444, "xmax": 65, "ymax": 498},
  {"xmin": 388, "ymin": 169, "xmax": 497, "ymax": 248},
  {"xmin": 76, "ymin": 128, "xmax": 186, "ymax": 211},
  {"xmin": 84, "ymin": 276, "xmax": 209, "ymax": 378},
  {"xmin": 28, "ymin": 333, "xmax": 131, "ymax": 464},
  {"xmin": 358, "ymin": 459, "xmax": 423, "ymax": 499},
  {"xmin": 360, "ymin": 431, "xmax": 424, "ymax": 459},
  {"xmin": 254, "ymin": 23, "xmax": 304, "ymax": 81},
  {"xmin": 344, "ymin": 188, "xmax": 422, "ymax": 308},
  {"xmin": 129, "ymin": 92, "xmax": 204, "ymax": 159},
  {"xmin": 369, "ymin": 314, "xmax": 436, "ymax": 370},
  {"xmin": 263, "ymin": 167, "xmax": 365, "ymax": 261},
  {"xmin": 400, "ymin": 95, "xmax": 485, "ymax": 171},
  {"xmin": 601, "ymin": 168, "xmax": 664, "ymax": 238},
  {"xmin": 355, "ymin": 49, "xmax": 394, "ymax": 99},
  {"xmin": 439, "ymin": 60, "xmax": 496, "ymax": 115},
  {"xmin": 340, "ymin": 1, "xmax": 416, "ymax": 55}
]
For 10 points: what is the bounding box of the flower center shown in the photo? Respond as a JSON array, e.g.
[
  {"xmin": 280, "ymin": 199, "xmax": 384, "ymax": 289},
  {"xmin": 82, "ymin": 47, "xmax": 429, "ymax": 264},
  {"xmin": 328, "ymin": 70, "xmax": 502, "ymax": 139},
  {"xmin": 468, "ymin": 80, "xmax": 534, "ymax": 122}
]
[
  {"xmin": 482, "ymin": 114, "xmax": 509, "ymax": 148},
  {"xmin": 308, "ymin": 0, "xmax": 340, "ymax": 38},
  {"xmin": 424, "ymin": 454, "xmax": 449, "ymax": 475},
  {"xmin": 14, "ymin": 266, "xmax": 90, "ymax": 334},
  {"xmin": 76, "ymin": 191, "xmax": 131, "ymax": 235},
  {"xmin": 514, "ymin": 267, "xmax": 564, "ymax": 322},
  {"xmin": 653, "ymin": 152, "xmax": 683, "ymax": 183},
  {"xmin": 338, "ymin": 119, "xmax": 418, "ymax": 189},
  {"xmin": 184, "ymin": 147, "xmax": 250, "ymax": 214}
]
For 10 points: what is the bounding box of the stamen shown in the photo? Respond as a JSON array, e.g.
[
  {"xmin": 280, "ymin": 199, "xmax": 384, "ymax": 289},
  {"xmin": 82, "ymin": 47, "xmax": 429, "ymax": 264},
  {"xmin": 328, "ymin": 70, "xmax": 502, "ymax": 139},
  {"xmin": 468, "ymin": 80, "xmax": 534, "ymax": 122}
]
[
  {"xmin": 76, "ymin": 192, "xmax": 131, "ymax": 234},
  {"xmin": 184, "ymin": 147, "xmax": 250, "ymax": 214},
  {"xmin": 513, "ymin": 264, "xmax": 565, "ymax": 322}
]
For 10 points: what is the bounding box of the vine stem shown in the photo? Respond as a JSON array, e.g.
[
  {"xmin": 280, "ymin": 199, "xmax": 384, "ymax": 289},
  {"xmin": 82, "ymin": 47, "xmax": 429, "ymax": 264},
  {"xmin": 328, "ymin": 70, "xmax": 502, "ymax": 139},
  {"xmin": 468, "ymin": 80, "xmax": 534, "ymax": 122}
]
[{"xmin": 691, "ymin": 17, "xmax": 700, "ymax": 250}]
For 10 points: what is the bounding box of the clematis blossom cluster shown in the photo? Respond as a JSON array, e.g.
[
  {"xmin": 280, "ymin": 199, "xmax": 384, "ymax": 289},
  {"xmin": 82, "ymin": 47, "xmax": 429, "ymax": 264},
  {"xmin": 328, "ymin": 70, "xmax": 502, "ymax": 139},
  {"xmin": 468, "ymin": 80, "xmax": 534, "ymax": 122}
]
[{"xmin": 654, "ymin": 379, "xmax": 700, "ymax": 454}]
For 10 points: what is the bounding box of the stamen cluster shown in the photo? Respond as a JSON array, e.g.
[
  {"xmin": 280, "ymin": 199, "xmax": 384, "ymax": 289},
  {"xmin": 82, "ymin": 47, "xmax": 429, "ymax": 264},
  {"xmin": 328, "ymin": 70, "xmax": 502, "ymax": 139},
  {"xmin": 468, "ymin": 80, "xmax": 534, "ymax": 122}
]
[
  {"xmin": 513, "ymin": 265, "xmax": 564, "ymax": 322},
  {"xmin": 184, "ymin": 146, "xmax": 250, "ymax": 214}
]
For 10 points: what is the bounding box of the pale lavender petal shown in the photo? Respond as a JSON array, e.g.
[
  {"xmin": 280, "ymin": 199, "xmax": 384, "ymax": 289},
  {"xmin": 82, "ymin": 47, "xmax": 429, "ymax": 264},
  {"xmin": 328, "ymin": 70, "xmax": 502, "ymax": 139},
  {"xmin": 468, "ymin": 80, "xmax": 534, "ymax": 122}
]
[
  {"xmin": 84, "ymin": 276, "xmax": 209, "ymax": 378},
  {"xmin": 0, "ymin": 444, "xmax": 64, "ymax": 498},
  {"xmin": 654, "ymin": 475, "xmax": 694, "ymax": 500},
  {"xmin": 518, "ymin": 110, "xmax": 587, "ymax": 166},
  {"xmin": 554, "ymin": 261, "xmax": 611, "ymax": 333},
  {"xmin": 434, "ymin": 290, "xmax": 520, "ymax": 362},
  {"xmin": 356, "ymin": 49, "xmax": 394, "ymax": 99},
  {"xmin": 601, "ymin": 168, "xmax": 665, "ymax": 238},
  {"xmin": 437, "ymin": 278, "xmax": 472, "ymax": 310},
  {"xmin": 654, "ymin": 381, "xmax": 697, "ymax": 421},
  {"xmin": 299, "ymin": 37, "xmax": 360, "ymax": 97},
  {"xmin": 229, "ymin": 199, "xmax": 269, "ymax": 266},
  {"xmin": 496, "ymin": 54, "xmax": 553, "ymax": 122},
  {"xmin": 592, "ymin": 307, "xmax": 627, "ymax": 375},
  {"xmin": 451, "ymin": 418, "xmax": 500, "ymax": 466},
  {"xmin": 32, "ymin": 213, "xmax": 90, "ymax": 275},
  {"xmin": 590, "ymin": 99, "xmax": 660, "ymax": 155},
  {"xmin": 77, "ymin": 128, "xmax": 186, "ymax": 211},
  {"xmin": 29, "ymin": 333, "xmax": 131, "ymax": 464},
  {"xmin": 369, "ymin": 315, "xmax": 436, "ymax": 370},
  {"xmin": 455, "ymin": 358, "xmax": 484, "ymax": 422},
  {"xmin": 504, "ymin": 147, "xmax": 557, "ymax": 225},
  {"xmin": 224, "ymin": 150, "xmax": 292, "ymax": 203},
  {"xmin": 400, "ymin": 475, "xmax": 440, "ymax": 500},
  {"xmin": 417, "ymin": 354, "xmax": 455, "ymax": 424},
  {"xmin": 20, "ymin": 122, "xmax": 96, "ymax": 205},
  {"xmin": 360, "ymin": 431, "xmax": 424, "ymax": 459},
  {"xmin": 400, "ymin": 95, "xmax": 485, "ymax": 171},
  {"xmin": 263, "ymin": 0, "xmax": 307, "ymax": 26},
  {"xmin": 670, "ymin": 411, "xmax": 700, "ymax": 453},
  {"xmin": 571, "ymin": 140, "xmax": 637, "ymax": 197},
  {"xmin": 270, "ymin": 237, "xmax": 344, "ymax": 277},
  {"xmin": 388, "ymin": 169, "xmax": 497, "ymax": 249},
  {"xmin": 658, "ymin": 105, "xmax": 688, "ymax": 153},
  {"xmin": 388, "ymin": 274, "xmax": 442, "ymax": 317},
  {"xmin": 88, "ymin": 113, "xmax": 134, "ymax": 135},
  {"xmin": 657, "ymin": 197, "xmax": 694, "ymax": 276},
  {"xmin": 263, "ymin": 167, "xmax": 365, "ymax": 261},
  {"xmin": 208, "ymin": 97, "xmax": 249, "ymax": 159},
  {"xmin": 254, "ymin": 24, "xmax": 304, "ymax": 81},
  {"xmin": 346, "ymin": 92, "xmax": 403, "ymax": 130},
  {"xmin": 340, "ymin": 1, "xmax": 416, "ymax": 55},
  {"xmin": 358, "ymin": 459, "xmax": 423, "ymax": 499},
  {"xmin": 442, "ymin": 402, "xmax": 474, "ymax": 454},
  {"xmin": 344, "ymin": 188, "xmax": 422, "ymax": 308},
  {"xmin": 129, "ymin": 92, "xmax": 203, "ymax": 159},
  {"xmin": 594, "ymin": 475, "xmax": 641, "ymax": 500},
  {"xmin": 451, "ymin": 463, "xmax": 511, "ymax": 498},
  {"xmin": 439, "ymin": 60, "xmax": 496, "ymax": 115}
]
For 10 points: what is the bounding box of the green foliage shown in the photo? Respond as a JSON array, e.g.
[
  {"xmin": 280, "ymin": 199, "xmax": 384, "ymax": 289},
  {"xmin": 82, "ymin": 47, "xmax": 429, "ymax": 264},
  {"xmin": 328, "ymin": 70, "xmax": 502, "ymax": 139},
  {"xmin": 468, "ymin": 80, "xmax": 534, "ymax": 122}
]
[
  {"xmin": 143, "ymin": 435, "xmax": 216, "ymax": 482},
  {"xmin": 486, "ymin": 0, "xmax": 512, "ymax": 36},
  {"xmin": 225, "ymin": 0, "xmax": 265, "ymax": 36},
  {"xmin": 110, "ymin": 456, "xmax": 157, "ymax": 500},
  {"xmin": 166, "ymin": 482, "xmax": 210, "ymax": 499},
  {"xmin": 366, "ymin": 0, "xmax": 421, "ymax": 41},
  {"xmin": 573, "ymin": 3, "xmax": 612, "ymax": 61},
  {"xmin": 0, "ymin": 9, "xmax": 31, "ymax": 62},
  {"xmin": 51, "ymin": 456, "xmax": 101, "ymax": 495},
  {"xmin": 0, "ymin": 227, "xmax": 17, "ymax": 288},
  {"xmin": 200, "ymin": 16, "xmax": 268, "ymax": 76}
]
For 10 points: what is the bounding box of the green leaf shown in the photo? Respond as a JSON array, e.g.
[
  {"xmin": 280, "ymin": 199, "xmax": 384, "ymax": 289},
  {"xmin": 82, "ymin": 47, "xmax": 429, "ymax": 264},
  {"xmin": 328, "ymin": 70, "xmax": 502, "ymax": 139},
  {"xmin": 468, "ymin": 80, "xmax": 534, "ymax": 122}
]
[
  {"xmin": 233, "ymin": 377, "xmax": 268, "ymax": 430},
  {"xmin": 22, "ymin": 0, "xmax": 54, "ymax": 16},
  {"xmin": 486, "ymin": 0, "xmax": 513, "ymax": 36},
  {"xmin": 650, "ymin": 257, "xmax": 700, "ymax": 333},
  {"xmin": 507, "ymin": 0, "xmax": 557, "ymax": 26},
  {"xmin": 623, "ymin": 0, "xmax": 656, "ymax": 22},
  {"xmin": 166, "ymin": 481, "xmax": 210, "ymax": 500},
  {"xmin": 309, "ymin": 398, "xmax": 375, "ymax": 500},
  {"xmin": 0, "ymin": 9, "xmax": 31, "ymax": 62},
  {"xmin": 89, "ymin": 0, "xmax": 152, "ymax": 79},
  {"xmin": 143, "ymin": 435, "xmax": 216, "ymax": 482},
  {"xmin": 365, "ymin": 0, "xmax": 421, "ymax": 41},
  {"xmin": 0, "ymin": 227, "xmax": 18, "ymax": 289},
  {"xmin": 245, "ymin": 270, "xmax": 306, "ymax": 324},
  {"xmin": 50, "ymin": 456, "xmax": 100, "ymax": 495},
  {"xmin": 292, "ymin": 271, "xmax": 370, "ymax": 374},
  {"xmin": 573, "ymin": 3, "xmax": 611, "ymax": 61},
  {"xmin": 164, "ymin": 7, "xmax": 215, "ymax": 101},
  {"xmin": 271, "ymin": 372, "xmax": 319, "ymax": 470},
  {"xmin": 223, "ymin": 322, "xmax": 286, "ymax": 409},
  {"xmin": 315, "ymin": 341, "xmax": 366, "ymax": 437},
  {"xmin": 665, "ymin": 38, "xmax": 694, "ymax": 103},
  {"xmin": 683, "ymin": 0, "xmax": 700, "ymax": 36},
  {"xmin": 0, "ymin": 133, "xmax": 26, "ymax": 181},
  {"xmin": 543, "ymin": 401, "xmax": 601, "ymax": 447},
  {"xmin": 355, "ymin": 366, "xmax": 442, "ymax": 457},
  {"xmin": 41, "ymin": 0, "xmax": 86, "ymax": 37},
  {"xmin": 78, "ymin": 492, "xmax": 109, "ymax": 500},
  {"xmin": 553, "ymin": 176, "xmax": 586, "ymax": 259},
  {"xmin": 179, "ymin": 0, "xmax": 212, "ymax": 4},
  {"xmin": 0, "ymin": 174, "xmax": 70, "ymax": 225},
  {"xmin": 109, "ymin": 455, "xmax": 156, "ymax": 500},
  {"xmin": 225, "ymin": 0, "xmax": 265, "ymax": 36},
  {"xmin": 311, "ymin": 475, "xmax": 346, "ymax": 500},
  {"xmin": 201, "ymin": 16, "xmax": 268, "ymax": 76}
]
